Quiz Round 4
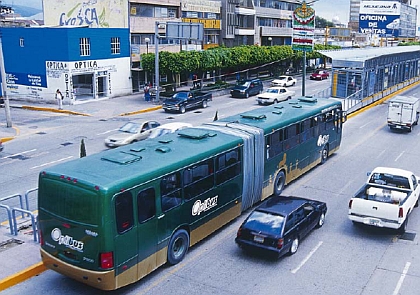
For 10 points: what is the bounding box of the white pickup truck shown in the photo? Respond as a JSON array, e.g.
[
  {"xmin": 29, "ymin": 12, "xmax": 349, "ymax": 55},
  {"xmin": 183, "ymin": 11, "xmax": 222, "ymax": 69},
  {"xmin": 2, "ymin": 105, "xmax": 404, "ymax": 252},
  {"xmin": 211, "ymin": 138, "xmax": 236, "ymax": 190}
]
[{"xmin": 348, "ymin": 167, "xmax": 420, "ymax": 233}]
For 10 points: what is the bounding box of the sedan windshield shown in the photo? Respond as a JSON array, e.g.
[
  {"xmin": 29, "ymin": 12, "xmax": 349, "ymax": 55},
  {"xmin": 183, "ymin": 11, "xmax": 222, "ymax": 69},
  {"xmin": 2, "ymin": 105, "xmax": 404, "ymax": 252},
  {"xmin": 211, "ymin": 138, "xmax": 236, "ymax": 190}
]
[
  {"xmin": 245, "ymin": 211, "xmax": 285, "ymax": 235},
  {"xmin": 119, "ymin": 122, "xmax": 140, "ymax": 134},
  {"xmin": 237, "ymin": 81, "xmax": 251, "ymax": 87},
  {"xmin": 266, "ymin": 89, "xmax": 280, "ymax": 94}
]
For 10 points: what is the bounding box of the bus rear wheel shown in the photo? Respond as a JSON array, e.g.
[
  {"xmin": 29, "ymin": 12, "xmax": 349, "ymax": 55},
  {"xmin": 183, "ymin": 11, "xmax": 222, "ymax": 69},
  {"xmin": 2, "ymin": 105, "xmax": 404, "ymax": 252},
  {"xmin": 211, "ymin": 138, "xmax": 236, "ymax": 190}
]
[
  {"xmin": 167, "ymin": 229, "xmax": 189, "ymax": 265},
  {"xmin": 321, "ymin": 146, "xmax": 328, "ymax": 164},
  {"xmin": 274, "ymin": 171, "xmax": 286, "ymax": 196}
]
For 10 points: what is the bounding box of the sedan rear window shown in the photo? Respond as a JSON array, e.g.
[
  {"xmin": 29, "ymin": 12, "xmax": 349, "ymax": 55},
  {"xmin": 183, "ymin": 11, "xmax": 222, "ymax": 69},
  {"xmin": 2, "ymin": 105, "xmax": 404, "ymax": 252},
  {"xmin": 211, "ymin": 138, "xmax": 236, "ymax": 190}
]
[{"xmin": 245, "ymin": 211, "xmax": 285, "ymax": 235}]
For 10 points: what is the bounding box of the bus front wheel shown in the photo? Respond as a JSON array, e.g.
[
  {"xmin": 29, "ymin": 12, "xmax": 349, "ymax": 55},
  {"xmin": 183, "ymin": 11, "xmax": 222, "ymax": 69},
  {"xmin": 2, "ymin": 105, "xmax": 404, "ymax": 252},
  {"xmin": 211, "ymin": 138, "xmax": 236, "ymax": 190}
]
[
  {"xmin": 274, "ymin": 171, "xmax": 286, "ymax": 196},
  {"xmin": 167, "ymin": 229, "xmax": 189, "ymax": 265}
]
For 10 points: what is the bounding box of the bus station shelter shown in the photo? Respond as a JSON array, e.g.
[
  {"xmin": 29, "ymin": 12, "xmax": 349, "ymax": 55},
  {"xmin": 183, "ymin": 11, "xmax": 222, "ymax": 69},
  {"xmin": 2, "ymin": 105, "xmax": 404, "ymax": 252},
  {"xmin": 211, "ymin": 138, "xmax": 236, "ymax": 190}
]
[{"xmin": 320, "ymin": 46, "xmax": 420, "ymax": 106}]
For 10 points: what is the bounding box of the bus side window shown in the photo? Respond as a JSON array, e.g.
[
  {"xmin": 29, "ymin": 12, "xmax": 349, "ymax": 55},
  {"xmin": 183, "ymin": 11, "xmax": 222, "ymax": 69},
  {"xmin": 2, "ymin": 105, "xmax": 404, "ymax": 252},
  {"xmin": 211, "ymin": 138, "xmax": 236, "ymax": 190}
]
[
  {"xmin": 268, "ymin": 129, "xmax": 283, "ymax": 159},
  {"xmin": 216, "ymin": 148, "xmax": 241, "ymax": 185},
  {"xmin": 161, "ymin": 172, "xmax": 182, "ymax": 212},
  {"xmin": 115, "ymin": 191, "xmax": 134, "ymax": 234},
  {"xmin": 184, "ymin": 159, "xmax": 214, "ymax": 200},
  {"xmin": 137, "ymin": 188, "xmax": 156, "ymax": 223}
]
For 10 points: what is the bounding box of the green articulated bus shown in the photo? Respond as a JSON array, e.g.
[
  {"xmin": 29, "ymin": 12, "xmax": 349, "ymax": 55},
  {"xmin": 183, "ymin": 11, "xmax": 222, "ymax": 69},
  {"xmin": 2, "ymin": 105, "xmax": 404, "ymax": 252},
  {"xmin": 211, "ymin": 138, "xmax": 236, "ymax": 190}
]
[{"xmin": 38, "ymin": 96, "xmax": 346, "ymax": 290}]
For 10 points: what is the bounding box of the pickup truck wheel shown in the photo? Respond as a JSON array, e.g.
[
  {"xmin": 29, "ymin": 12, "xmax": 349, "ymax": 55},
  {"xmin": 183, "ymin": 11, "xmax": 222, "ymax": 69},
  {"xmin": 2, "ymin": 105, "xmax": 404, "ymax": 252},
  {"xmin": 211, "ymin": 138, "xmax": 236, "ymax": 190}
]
[
  {"xmin": 289, "ymin": 237, "xmax": 299, "ymax": 255},
  {"xmin": 321, "ymin": 146, "xmax": 328, "ymax": 164},
  {"xmin": 398, "ymin": 217, "xmax": 408, "ymax": 234},
  {"xmin": 316, "ymin": 213, "xmax": 326, "ymax": 228},
  {"xmin": 273, "ymin": 171, "xmax": 286, "ymax": 196},
  {"xmin": 180, "ymin": 105, "xmax": 186, "ymax": 114},
  {"xmin": 202, "ymin": 100, "xmax": 208, "ymax": 108}
]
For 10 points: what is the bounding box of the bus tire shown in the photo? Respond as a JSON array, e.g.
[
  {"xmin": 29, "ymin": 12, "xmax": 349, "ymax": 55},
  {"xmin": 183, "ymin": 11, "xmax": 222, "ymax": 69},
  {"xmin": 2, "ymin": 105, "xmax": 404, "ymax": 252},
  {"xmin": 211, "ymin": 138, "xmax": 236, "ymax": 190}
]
[
  {"xmin": 167, "ymin": 229, "xmax": 189, "ymax": 265},
  {"xmin": 321, "ymin": 146, "xmax": 328, "ymax": 164},
  {"xmin": 273, "ymin": 171, "xmax": 286, "ymax": 196}
]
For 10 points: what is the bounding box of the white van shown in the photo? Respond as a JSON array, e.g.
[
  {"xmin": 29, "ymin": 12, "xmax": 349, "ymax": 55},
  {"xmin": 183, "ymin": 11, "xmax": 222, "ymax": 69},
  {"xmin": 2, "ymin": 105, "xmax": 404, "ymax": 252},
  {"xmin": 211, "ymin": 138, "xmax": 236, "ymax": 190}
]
[{"xmin": 387, "ymin": 95, "xmax": 420, "ymax": 132}]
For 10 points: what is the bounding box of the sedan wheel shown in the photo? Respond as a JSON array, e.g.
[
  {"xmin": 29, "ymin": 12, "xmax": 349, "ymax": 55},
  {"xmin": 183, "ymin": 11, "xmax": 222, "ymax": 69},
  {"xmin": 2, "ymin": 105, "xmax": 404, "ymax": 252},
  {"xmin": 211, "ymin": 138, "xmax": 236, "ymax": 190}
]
[
  {"xmin": 180, "ymin": 105, "xmax": 186, "ymax": 114},
  {"xmin": 202, "ymin": 100, "xmax": 208, "ymax": 108},
  {"xmin": 245, "ymin": 92, "xmax": 249, "ymax": 98},
  {"xmin": 273, "ymin": 99, "xmax": 279, "ymax": 104},
  {"xmin": 289, "ymin": 237, "xmax": 299, "ymax": 255}
]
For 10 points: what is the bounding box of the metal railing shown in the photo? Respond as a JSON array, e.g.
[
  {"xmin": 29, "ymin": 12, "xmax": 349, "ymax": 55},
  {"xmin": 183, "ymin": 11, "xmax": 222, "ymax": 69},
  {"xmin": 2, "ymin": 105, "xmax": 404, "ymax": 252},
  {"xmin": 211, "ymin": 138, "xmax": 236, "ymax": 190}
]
[{"xmin": 0, "ymin": 188, "xmax": 38, "ymax": 241}]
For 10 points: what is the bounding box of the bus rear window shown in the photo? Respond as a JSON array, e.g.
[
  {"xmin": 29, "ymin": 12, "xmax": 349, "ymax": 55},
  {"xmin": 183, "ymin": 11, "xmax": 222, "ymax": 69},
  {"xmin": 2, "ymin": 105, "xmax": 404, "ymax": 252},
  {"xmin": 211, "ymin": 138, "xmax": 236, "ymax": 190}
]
[{"xmin": 39, "ymin": 179, "xmax": 99, "ymax": 225}]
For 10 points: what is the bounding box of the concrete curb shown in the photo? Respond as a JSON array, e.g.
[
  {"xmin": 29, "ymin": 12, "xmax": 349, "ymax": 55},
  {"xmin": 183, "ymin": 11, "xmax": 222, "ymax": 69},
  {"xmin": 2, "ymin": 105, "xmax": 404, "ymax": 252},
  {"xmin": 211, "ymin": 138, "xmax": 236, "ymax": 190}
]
[
  {"xmin": 0, "ymin": 262, "xmax": 47, "ymax": 291},
  {"xmin": 21, "ymin": 105, "xmax": 91, "ymax": 116}
]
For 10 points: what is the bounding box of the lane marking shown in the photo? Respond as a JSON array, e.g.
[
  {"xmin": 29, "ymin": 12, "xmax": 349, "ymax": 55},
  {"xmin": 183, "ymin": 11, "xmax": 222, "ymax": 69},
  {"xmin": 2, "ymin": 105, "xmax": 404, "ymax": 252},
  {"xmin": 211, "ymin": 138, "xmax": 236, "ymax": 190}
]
[
  {"xmin": 395, "ymin": 151, "xmax": 405, "ymax": 162},
  {"xmin": 392, "ymin": 261, "xmax": 411, "ymax": 295},
  {"xmin": 291, "ymin": 240, "xmax": 323, "ymax": 274},
  {"xmin": 97, "ymin": 129, "xmax": 118, "ymax": 135},
  {"xmin": 1, "ymin": 149, "xmax": 37, "ymax": 159},
  {"xmin": 30, "ymin": 156, "xmax": 73, "ymax": 169}
]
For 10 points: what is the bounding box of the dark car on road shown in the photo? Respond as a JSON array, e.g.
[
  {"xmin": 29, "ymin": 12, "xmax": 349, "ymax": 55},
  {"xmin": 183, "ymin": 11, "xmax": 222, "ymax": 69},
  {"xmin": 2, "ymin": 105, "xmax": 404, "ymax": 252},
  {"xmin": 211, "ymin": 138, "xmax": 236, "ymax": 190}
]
[
  {"xmin": 310, "ymin": 69, "xmax": 329, "ymax": 80},
  {"xmin": 162, "ymin": 90, "xmax": 212, "ymax": 113},
  {"xmin": 230, "ymin": 78, "xmax": 263, "ymax": 98},
  {"xmin": 235, "ymin": 195, "xmax": 327, "ymax": 258}
]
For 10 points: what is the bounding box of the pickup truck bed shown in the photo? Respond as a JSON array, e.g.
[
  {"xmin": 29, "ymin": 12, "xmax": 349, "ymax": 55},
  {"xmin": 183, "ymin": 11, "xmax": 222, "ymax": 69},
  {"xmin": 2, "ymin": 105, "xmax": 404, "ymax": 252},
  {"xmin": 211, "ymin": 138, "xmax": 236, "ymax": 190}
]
[{"xmin": 348, "ymin": 167, "xmax": 420, "ymax": 232}]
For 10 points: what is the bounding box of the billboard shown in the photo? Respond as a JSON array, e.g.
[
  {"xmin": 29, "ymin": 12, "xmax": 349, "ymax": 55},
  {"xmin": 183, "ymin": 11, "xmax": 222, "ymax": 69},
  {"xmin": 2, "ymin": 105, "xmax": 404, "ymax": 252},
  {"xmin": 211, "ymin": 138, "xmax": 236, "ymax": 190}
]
[
  {"xmin": 292, "ymin": 2, "xmax": 315, "ymax": 52},
  {"xmin": 43, "ymin": 0, "xmax": 128, "ymax": 28},
  {"xmin": 359, "ymin": 1, "xmax": 401, "ymax": 37}
]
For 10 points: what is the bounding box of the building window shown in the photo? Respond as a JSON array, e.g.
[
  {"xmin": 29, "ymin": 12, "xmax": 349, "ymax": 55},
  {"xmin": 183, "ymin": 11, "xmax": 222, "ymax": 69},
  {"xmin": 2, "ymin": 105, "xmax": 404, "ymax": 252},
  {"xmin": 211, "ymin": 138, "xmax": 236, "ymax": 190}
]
[
  {"xmin": 80, "ymin": 37, "xmax": 90, "ymax": 56},
  {"xmin": 19, "ymin": 37, "xmax": 24, "ymax": 47},
  {"xmin": 111, "ymin": 37, "xmax": 120, "ymax": 54}
]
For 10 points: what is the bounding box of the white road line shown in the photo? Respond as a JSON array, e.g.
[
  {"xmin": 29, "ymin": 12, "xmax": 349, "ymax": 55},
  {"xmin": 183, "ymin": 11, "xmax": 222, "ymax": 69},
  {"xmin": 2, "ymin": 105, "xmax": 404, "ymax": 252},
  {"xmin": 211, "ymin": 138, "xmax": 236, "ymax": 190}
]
[
  {"xmin": 30, "ymin": 156, "xmax": 73, "ymax": 169},
  {"xmin": 1, "ymin": 149, "xmax": 37, "ymax": 159},
  {"xmin": 291, "ymin": 240, "xmax": 323, "ymax": 274},
  {"xmin": 97, "ymin": 129, "xmax": 117, "ymax": 135},
  {"xmin": 359, "ymin": 122, "xmax": 371, "ymax": 129},
  {"xmin": 376, "ymin": 149, "xmax": 386, "ymax": 159},
  {"xmin": 395, "ymin": 151, "xmax": 405, "ymax": 162},
  {"xmin": 392, "ymin": 262, "xmax": 411, "ymax": 295}
]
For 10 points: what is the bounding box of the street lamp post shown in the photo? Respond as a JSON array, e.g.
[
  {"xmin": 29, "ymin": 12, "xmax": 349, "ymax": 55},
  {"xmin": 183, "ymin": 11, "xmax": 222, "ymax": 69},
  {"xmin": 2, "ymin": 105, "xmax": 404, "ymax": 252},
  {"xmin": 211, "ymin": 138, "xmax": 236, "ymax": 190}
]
[
  {"xmin": 145, "ymin": 37, "xmax": 150, "ymax": 54},
  {"xmin": 144, "ymin": 37, "xmax": 150, "ymax": 85},
  {"xmin": 268, "ymin": 37, "xmax": 272, "ymax": 46}
]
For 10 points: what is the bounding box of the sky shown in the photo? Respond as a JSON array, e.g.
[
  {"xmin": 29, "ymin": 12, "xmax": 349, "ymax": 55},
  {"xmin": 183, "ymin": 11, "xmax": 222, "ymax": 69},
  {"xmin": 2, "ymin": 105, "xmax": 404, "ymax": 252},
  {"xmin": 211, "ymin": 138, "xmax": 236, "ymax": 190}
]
[{"xmin": 312, "ymin": 0, "xmax": 351, "ymax": 24}]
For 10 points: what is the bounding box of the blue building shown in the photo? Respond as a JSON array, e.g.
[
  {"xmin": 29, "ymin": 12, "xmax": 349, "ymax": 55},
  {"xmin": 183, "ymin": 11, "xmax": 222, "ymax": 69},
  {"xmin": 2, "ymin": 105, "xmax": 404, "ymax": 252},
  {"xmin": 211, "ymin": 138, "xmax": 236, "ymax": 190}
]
[{"xmin": 1, "ymin": 26, "xmax": 131, "ymax": 104}]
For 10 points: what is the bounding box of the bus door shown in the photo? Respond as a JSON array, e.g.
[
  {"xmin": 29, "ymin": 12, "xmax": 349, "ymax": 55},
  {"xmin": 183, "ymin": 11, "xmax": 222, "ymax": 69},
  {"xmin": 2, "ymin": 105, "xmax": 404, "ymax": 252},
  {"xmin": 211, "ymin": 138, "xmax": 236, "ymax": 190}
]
[
  {"xmin": 114, "ymin": 191, "xmax": 139, "ymax": 278},
  {"xmin": 136, "ymin": 188, "xmax": 159, "ymax": 276},
  {"xmin": 325, "ymin": 108, "xmax": 343, "ymax": 151},
  {"xmin": 157, "ymin": 172, "xmax": 183, "ymax": 245}
]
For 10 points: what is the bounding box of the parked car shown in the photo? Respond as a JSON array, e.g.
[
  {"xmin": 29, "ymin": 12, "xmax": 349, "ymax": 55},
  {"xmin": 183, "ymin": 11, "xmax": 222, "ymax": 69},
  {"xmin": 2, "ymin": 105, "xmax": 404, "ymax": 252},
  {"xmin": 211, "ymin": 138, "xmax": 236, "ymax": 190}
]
[
  {"xmin": 162, "ymin": 91, "xmax": 212, "ymax": 113},
  {"xmin": 148, "ymin": 122, "xmax": 193, "ymax": 139},
  {"xmin": 104, "ymin": 120, "xmax": 161, "ymax": 147},
  {"xmin": 310, "ymin": 69, "xmax": 329, "ymax": 80},
  {"xmin": 256, "ymin": 87, "xmax": 295, "ymax": 105},
  {"xmin": 235, "ymin": 195, "xmax": 327, "ymax": 258},
  {"xmin": 271, "ymin": 75, "xmax": 297, "ymax": 87},
  {"xmin": 230, "ymin": 78, "xmax": 263, "ymax": 98}
]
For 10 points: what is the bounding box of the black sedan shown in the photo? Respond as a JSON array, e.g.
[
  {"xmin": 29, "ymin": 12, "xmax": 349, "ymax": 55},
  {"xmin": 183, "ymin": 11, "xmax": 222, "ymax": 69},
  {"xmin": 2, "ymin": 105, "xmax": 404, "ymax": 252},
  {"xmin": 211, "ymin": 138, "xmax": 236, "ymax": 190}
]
[{"xmin": 235, "ymin": 195, "xmax": 327, "ymax": 258}]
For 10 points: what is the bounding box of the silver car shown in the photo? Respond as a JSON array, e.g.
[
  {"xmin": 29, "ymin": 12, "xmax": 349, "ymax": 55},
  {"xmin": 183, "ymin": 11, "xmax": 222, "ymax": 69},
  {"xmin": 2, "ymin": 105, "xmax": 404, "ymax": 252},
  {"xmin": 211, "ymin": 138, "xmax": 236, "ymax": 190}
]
[{"xmin": 104, "ymin": 121, "xmax": 161, "ymax": 147}]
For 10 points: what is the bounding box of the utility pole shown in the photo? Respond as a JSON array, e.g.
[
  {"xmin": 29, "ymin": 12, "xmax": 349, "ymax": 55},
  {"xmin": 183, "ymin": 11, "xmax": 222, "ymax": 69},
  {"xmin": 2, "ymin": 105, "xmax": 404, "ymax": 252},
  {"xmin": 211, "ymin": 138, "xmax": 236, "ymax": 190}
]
[{"xmin": 0, "ymin": 28, "xmax": 12, "ymax": 127}]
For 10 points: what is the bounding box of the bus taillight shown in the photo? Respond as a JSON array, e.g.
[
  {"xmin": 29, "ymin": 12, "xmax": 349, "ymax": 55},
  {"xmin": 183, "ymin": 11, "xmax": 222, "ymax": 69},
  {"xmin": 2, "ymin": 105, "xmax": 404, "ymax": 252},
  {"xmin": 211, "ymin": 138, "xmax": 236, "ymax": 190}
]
[
  {"xmin": 100, "ymin": 252, "xmax": 114, "ymax": 269},
  {"xmin": 39, "ymin": 229, "xmax": 44, "ymax": 245}
]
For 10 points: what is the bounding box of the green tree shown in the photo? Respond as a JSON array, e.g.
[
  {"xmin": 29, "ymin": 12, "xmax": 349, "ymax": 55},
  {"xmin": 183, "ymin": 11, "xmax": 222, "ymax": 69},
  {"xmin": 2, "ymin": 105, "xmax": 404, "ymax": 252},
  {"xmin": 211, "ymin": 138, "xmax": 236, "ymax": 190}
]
[{"xmin": 315, "ymin": 16, "xmax": 335, "ymax": 29}]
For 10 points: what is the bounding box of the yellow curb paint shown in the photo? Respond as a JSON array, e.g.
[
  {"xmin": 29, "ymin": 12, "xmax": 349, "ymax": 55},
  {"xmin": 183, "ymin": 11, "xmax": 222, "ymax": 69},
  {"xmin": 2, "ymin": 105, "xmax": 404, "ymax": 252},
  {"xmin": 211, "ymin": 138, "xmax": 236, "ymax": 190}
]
[
  {"xmin": 0, "ymin": 262, "xmax": 47, "ymax": 291},
  {"xmin": 119, "ymin": 105, "xmax": 162, "ymax": 116},
  {"xmin": 21, "ymin": 106, "xmax": 91, "ymax": 117}
]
